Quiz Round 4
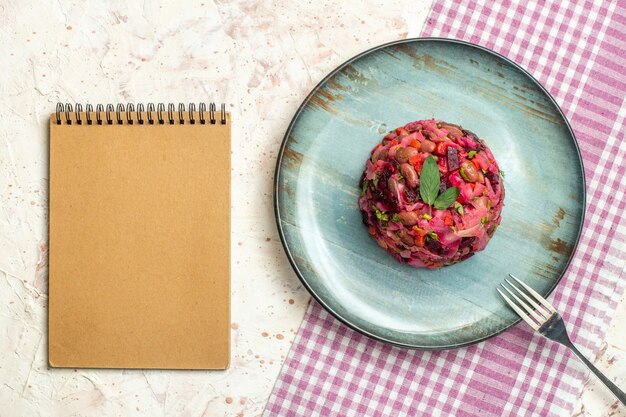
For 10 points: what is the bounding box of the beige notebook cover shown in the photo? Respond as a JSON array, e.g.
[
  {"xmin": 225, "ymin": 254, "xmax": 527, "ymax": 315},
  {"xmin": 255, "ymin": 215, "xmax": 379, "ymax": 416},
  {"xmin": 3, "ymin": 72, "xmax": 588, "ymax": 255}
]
[{"xmin": 48, "ymin": 104, "xmax": 230, "ymax": 369}]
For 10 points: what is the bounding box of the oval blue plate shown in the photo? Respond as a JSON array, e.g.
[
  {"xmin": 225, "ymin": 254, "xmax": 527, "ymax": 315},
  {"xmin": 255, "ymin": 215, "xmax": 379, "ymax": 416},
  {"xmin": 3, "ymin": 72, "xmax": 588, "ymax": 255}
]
[{"xmin": 275, "ymin": 38, "xmax": 585, "ymax": 349}]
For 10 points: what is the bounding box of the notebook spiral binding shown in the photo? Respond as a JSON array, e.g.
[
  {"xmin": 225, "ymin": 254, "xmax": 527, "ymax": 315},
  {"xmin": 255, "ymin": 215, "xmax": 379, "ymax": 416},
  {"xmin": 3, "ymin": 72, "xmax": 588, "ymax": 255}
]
[{"xmin": 55, "ymin": 102, "xmax": 227, "ymax": 126}]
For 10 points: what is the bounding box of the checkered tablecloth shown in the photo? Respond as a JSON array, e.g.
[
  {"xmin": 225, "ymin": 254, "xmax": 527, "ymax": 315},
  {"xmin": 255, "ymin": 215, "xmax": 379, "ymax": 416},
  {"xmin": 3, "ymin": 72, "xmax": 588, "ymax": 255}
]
[{"xmin": 264, "ymin": 1, "xmax": 626, "ymax": 415}]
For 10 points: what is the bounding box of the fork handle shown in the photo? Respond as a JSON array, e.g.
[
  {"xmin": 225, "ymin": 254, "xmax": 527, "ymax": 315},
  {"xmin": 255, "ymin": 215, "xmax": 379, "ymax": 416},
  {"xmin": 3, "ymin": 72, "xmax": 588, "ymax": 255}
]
[{"xmin": 567, "ymin": 342, "xmax": 626, "ymax": 406}]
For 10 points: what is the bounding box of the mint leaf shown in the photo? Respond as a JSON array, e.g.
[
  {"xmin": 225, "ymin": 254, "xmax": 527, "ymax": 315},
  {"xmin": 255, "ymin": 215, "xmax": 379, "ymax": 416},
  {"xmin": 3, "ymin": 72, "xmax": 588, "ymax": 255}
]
[
  {"xmin": 434, "ymin": 186, "xmax": 460, "ymax": 210},
  {"xmin": 419, "ymin": 156, "xmax": 440, "ymax": 205},
  {"xmin": 499, "ymin": 168, "xmax": 506, "ymax": 179},
  {"xmin": 467, "ymin": 150, "xmax": 477, "ymax": 159},
  {"xmin": 361, "ymin": 180, "xmax": 368, "ymax": 195},
  {"xmin": 392, "ymin": 213, "xmax": 400, "ymax": 222}
]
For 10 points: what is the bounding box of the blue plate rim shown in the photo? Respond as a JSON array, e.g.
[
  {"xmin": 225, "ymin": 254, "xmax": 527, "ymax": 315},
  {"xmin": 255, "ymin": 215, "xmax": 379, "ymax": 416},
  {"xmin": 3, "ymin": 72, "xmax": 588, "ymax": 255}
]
[{"xmin": 273, "ymin": 37, "xmax": 587, "ymax": 350}]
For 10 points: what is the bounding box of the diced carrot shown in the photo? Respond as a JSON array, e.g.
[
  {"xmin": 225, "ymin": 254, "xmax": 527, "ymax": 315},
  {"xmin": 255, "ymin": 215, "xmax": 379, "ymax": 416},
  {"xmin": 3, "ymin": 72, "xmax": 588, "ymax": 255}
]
[
  {"xmin": 409, "ymin": 154, "xmax": 424, "ymax": 172},
  {"xmin": 412, "ymin": 226, "xmax": 426, "ymax": 235},
  {"xmin": 396, "ymin": 128, "xmax": 409, "ymax": 136},
  {"xmin": 471, "ymin": 153, "xmax": 490, "ymax": 171},
  {"xmin": 435, "ymin": 141, "xmax": 448, "ymax": 155}
]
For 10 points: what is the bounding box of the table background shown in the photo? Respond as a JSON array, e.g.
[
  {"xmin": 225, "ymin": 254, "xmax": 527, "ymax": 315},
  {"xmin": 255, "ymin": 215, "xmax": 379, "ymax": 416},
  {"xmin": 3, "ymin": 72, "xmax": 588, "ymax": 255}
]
[{"xmin": 0, "ymin": 1, "xmax": 624, "ymax": 416}]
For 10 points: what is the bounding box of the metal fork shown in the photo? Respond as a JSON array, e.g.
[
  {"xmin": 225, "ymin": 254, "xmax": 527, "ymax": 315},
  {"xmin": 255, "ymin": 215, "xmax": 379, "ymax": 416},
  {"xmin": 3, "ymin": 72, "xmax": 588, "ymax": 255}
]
[{"xmin": 498, "ymin": 275, "xmax": 626, "ymax": 407}]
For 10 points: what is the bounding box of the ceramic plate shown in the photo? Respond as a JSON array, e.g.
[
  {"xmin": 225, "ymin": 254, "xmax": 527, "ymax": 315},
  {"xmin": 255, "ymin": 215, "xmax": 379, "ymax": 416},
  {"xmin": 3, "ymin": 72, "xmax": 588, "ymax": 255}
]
[{"xmin": 274, "ymin": 38, "xmax": 585, "ymax": 349}]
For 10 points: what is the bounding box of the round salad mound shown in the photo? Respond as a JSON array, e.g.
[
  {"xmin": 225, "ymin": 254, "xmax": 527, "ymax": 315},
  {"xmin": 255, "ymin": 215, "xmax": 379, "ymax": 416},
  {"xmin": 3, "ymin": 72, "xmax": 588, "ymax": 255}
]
[{"xmin": 358, "ymin": 119, "xmax": 505, "ymax": 268}]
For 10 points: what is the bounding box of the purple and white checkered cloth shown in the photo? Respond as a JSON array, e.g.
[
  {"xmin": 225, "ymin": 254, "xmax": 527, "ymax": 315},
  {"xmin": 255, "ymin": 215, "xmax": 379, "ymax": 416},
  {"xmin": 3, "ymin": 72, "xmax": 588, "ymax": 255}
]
[{"xmin": 264, "ymin": 1, "xmax": 626, "ymax": 416}]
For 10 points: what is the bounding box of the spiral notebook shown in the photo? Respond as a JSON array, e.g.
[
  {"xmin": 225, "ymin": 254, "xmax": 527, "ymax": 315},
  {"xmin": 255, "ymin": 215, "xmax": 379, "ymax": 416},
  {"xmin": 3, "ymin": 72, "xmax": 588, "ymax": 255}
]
[{"xmin": 48, "ymin": 102, "xmax": 230, "ymax": 369}]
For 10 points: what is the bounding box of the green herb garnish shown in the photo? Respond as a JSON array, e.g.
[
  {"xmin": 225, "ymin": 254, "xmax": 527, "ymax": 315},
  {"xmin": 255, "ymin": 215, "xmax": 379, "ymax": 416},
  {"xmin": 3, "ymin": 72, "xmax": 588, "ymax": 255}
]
[
  {"xmin": 373, "ymin": 177, "xmax": 379, "ymax": 187},
  {"xmin": 392, "ymin": 213, "xmax": 400, "ymax": 222},
  {"xmin": 372, "ymin": 205, "xmax": 388, "ymax": 222},
  {"xmin": 419, "ymin": 156, "xmax": 440, "ymax": 205},
  {"xmin": 427, "ymin": 231, "xmax": 438, "ymax": 240},
  {"xmin": 460, "ymin": 166, "xmax": 469, "ymax": 182},
  {"xmin": 420, "ymin": 155, "xmax": 460, "ymax": 210},
  {"xmin": 434, "ymin": 186, "xmax": 460, "ymax": 210},
  {"xmin": 454, "ymin": 201, "xmax": 464, "ymax": 216},
  {"xmin": 481, "ymin": 216, "xmax": 489, "ymax": 224},
  {"xmin": 361, "ymin": 180, "xmax": 369, "ymax": 195},
  {"xmin": 421, "ymin": 214, "xmax": 432, "ymax": 220},
  {"xmin": 499, "ymin": 168, "xmax": 506, "ymax": 178},
  {"xmin": 467, "ymin": 150, "xmax": 477, "ymax": 159}
]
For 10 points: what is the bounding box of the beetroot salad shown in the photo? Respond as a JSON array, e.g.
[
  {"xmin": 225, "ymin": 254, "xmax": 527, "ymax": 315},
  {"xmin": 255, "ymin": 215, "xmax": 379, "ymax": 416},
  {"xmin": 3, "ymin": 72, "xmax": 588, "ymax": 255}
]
[{"xmin": 358, "ymin": 119, "xmax": 505, "ymax": 268}]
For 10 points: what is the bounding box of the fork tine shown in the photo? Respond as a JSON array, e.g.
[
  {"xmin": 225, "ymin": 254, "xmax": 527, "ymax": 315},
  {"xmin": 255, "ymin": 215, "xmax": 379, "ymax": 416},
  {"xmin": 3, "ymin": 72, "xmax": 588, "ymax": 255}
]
[
  {"xmin": 505, "ymin": 279, "xmax": 552, "ymax": 318},
  {"xmin": 509, "ymin": 274, "xmax": 557, "ymax": 313},
  {"xmin": 501, "ymin": 283, "xmax": 545, "ymax": 323},
  {"xmin": 497, "ymin": 288, "xmax": 539, "ymax": 330}
]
